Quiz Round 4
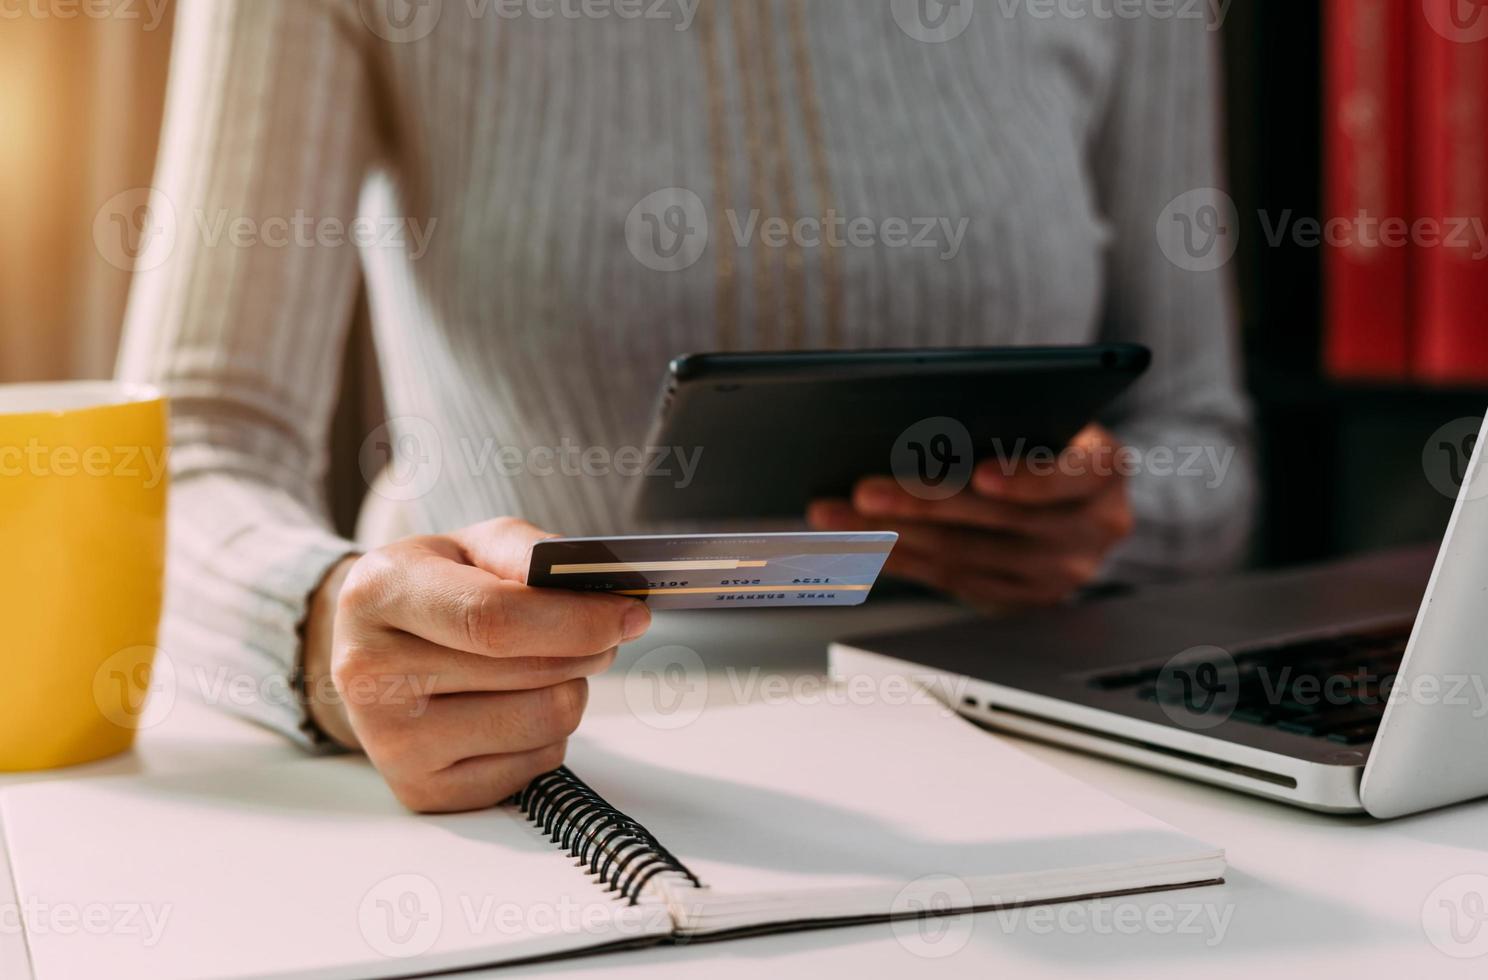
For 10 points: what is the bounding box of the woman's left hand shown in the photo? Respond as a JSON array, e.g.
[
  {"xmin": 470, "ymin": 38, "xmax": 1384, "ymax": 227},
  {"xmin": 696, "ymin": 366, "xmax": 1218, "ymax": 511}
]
[{"xmin": 808, "ymin": 424, "xmax": 1135, "ymax": 610}]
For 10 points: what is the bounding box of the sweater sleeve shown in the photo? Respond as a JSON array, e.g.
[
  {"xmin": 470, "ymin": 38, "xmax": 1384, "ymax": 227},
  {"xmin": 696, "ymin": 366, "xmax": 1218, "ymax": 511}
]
[
  {"xmin": 1090, "ymin": 10, "xmax": 1256, "ymax": 581},
  {"xmin": 116, "ymin": 0, "xmax": 374, "ymax": 745}
]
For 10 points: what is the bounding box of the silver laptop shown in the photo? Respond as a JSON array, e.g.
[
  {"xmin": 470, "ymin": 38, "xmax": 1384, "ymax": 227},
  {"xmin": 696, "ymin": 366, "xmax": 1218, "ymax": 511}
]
[{"xmin": 830, "ymin": 418, "xmax": 1488, "ymax": 818}]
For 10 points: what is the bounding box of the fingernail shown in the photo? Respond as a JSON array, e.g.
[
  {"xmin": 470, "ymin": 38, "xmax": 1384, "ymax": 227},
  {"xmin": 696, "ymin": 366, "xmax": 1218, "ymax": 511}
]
[
  {"xmin": 975, "ymin": 470, "xmax": 1004, "ymax": 495},
  {"xmin": 857, "ymin": 486, "xmax": 895, "ymax": 512},
  {"xmin": 622, "ymin": 603, "xmax": 652, "ymax": 642}
]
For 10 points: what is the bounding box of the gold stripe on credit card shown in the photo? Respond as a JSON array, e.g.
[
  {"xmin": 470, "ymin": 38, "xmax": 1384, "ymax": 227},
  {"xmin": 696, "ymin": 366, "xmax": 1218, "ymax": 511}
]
[
  {"xmin": 551, "ymin": 560, "xmax": 769, "ymax": 575},
  {"xmin": 615, "ymin": 584, "xmax": 873, "ymax": 596}
]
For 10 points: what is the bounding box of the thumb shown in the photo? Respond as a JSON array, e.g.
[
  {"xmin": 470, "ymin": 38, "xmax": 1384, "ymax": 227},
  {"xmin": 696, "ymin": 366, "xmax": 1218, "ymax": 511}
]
[{"xmin": 449, "ymin": 517, "xmax": 558, "ymax": 583}]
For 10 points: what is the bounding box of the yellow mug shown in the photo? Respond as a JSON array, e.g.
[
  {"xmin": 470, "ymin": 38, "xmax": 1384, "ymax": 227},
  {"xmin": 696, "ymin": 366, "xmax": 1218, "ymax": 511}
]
[{"xmin": 0, "ymin": 382, "xmax": 169, "ymax": 770}]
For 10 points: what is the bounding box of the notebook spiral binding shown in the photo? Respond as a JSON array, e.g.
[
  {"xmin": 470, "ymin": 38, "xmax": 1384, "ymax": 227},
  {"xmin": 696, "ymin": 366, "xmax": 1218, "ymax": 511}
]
[{"xmin": 512, "ymin": 768, "xmax": 704, "ymax": 906}]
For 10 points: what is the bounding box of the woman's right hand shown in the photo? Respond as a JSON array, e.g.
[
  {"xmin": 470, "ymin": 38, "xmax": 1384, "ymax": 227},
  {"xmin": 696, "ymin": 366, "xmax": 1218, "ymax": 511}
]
[{"xmin": 303, "ymin": 518, "xmax": 651, "ymax": 813}]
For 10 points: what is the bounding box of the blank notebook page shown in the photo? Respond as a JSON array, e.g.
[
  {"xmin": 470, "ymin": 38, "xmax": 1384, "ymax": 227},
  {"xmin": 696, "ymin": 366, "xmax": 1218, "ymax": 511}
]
[
  {"xmin": 0, "ymin": 758, "xmax": 673, "ymax": 980},
  {"xmin": 566, "ymin": 698, "xmax": 1223, "ymax": 931}
]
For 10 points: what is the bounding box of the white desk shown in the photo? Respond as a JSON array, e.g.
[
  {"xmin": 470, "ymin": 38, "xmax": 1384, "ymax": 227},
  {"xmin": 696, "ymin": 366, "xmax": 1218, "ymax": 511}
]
[{"xmin": 3, "ymin": 601, "xmax": 1486, "ymax": 980}]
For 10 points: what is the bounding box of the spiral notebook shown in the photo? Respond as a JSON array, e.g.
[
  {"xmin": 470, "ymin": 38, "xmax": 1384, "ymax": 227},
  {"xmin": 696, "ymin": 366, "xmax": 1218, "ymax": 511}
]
[{"xmin": 0, "ymin": 698, "xmax": 1224, "ymax": 980}]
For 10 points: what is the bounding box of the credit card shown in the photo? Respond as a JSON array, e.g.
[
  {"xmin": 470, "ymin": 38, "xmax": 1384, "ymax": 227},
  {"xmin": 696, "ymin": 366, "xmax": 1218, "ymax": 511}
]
[{"xmin": 527, "ymin": 532, "xmax": 898, "ymax": 610}]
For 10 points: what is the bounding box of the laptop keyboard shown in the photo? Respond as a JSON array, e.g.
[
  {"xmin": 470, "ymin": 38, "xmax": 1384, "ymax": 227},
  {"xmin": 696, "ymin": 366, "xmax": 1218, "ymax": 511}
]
[{"xmin": 1090, "ymin": 622, "xmax": 1413, "ymax": 746}]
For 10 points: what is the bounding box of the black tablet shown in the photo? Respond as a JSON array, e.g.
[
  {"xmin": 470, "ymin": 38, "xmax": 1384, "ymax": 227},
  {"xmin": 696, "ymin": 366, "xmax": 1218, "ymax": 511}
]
[{"xmin": 629, "ymin": 344, "xmax": 1151, "ymax": 523}]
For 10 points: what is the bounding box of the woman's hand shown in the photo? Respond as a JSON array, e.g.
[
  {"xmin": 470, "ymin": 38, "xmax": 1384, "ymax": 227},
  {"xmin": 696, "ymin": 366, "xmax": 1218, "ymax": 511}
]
[
  {"xmin": 303, "ymin": 518, "xmax": 650, "ymax": 813},
  {"xmin": 808, "ymin": 425, "xmax": 1134, "ymax": 610}
]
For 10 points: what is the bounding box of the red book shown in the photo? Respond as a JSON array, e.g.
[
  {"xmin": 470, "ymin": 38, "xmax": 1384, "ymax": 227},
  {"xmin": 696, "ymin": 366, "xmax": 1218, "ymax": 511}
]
[
  {"xmin": 1412, "ymin": 0, "xmax": 1488, "ymax": 385},
  {"xmin": 1323, "ymin": 0, "xmax": 1412, "ymax": 381}
]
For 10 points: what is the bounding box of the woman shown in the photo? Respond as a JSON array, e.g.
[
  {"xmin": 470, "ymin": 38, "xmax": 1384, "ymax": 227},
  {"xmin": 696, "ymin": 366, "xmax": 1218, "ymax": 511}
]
[{"xmin": 119, "ymin": 0, "xmax": 1252, "ymax": 812}]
